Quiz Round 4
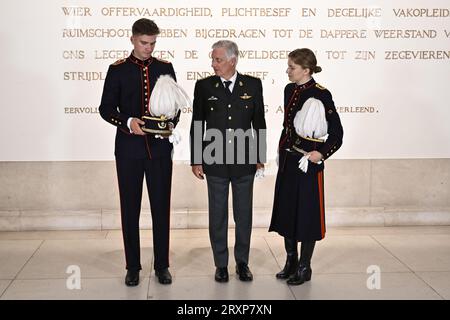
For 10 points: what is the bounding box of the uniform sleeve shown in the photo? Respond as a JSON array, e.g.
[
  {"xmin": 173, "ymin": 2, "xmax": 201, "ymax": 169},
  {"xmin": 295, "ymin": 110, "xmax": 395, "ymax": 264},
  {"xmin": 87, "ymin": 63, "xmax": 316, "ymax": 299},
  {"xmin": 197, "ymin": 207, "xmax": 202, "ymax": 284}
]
[
  {"xmin": 168, "ymin": 62, "xmax": 177, "ymax": 82},
  {"xmin": 190, "ymin": 81, "xmax": 205, "ymax": 165},
  {"xmin": 317, "ymin": 90, "xmax": 344, "ymax": 160},
  {"xmin": 252, "ymin": 78, "xmax": 267, "ymax": 163},
  {"xmin": 99, "ymin": 65, "xmax": 129, "ymax": 131},
  {"xmin": 278, "ymin": 84, "xmax": 291, "ymax": 149},
  {"xmin": 167, "ymin": 62, "xmax": 181, "ymax": 127}
]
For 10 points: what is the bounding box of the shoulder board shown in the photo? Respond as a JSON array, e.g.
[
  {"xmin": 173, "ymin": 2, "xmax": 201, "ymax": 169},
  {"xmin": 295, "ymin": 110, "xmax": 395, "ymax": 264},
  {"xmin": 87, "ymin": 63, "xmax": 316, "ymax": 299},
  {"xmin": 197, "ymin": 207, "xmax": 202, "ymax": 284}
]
[
  {"xmin": 112, "ymin": 58, "xmax": 126, "ymax": 66},
  {"xmin": 155, "ymin": 57, "xmax": 171, "ymax": 64},
  {"xmin": 242, "ymin": 74, "xmax": 259, "ymax": 80},
  {"xmin": 315, "ymin": 83, "xmax": 326, "ymax": 90}
]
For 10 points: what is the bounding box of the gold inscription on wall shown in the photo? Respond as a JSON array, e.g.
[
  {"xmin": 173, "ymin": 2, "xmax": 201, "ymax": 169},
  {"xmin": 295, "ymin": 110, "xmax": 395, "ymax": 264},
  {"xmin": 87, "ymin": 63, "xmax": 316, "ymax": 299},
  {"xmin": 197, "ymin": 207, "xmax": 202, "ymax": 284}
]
[{"xmin": 59, "ymin": 4, "xmax": 449, "ymax": 119}]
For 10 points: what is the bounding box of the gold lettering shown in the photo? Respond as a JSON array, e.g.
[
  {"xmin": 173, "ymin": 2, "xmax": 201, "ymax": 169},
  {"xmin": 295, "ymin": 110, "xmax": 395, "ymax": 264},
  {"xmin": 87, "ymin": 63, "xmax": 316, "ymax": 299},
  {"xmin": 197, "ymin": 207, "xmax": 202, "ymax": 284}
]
[
  {"xmin": 320, "ymin": 29, "xmax": 367, "ymax": 39},
  {"xmin": 63, "ymin": 72, "xmax": 106, "ymax": 81},
  {"xmin": 195, "ymin": 29, "xmax": 266, "ymax": 39},
  {"xmin": 385, "ymin": 51, "xmax": 450, "ymax": 60},
  {"xmin": 100, "ymin": 7, "xmax": 212, "ymax": 17},
  {"xmin": 328, "ymin": 8, "xmax": 382, "ymax": 18},
  {"xmin": 221, "ymin": 8, "xmax": 291, "ymax": 17},
  {"xmin": 373, "ymin": 29, "xmax": 437, "ymax": 39},
  {"xmin": 61, "ymin": 7, "xmax": 92, "ymax": 16},
  {"xmin": 62, "ymin": 29, "xmax": 131, "ymax": 38},
  {"xmin": 393, "ymin": 8, "xmax": 449, "ymax": 18}
]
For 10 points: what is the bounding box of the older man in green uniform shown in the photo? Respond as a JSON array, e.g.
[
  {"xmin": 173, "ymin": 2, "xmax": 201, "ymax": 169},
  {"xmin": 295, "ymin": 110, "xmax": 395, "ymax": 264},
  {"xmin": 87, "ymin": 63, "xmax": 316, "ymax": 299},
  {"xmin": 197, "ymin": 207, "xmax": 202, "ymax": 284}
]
[{"xmin": 190, "ymin": 40, "xmax": 266, "ymax": 282}]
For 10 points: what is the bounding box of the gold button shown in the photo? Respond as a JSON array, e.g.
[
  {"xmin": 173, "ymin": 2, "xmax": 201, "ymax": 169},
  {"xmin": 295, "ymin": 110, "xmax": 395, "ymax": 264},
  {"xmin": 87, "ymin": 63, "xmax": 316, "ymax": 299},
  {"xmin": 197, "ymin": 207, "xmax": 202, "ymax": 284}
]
[
  {"xmin": 228, "ymin": 140, "xmax": 232, "ymax": 143},
  {"xmin": 142, "ymin": 67, "xmax": 146, "ymax": 71},
  {"xmin": 211, "ymin": 108, "xmax": 213, "ymax": 111},
  {"xmin": 228, "ymin": 116, "xmax": 232, "ymax": 120},
  {"xmin": 228, "ymin": 104, "xmax": 231, "ymax": 108}
]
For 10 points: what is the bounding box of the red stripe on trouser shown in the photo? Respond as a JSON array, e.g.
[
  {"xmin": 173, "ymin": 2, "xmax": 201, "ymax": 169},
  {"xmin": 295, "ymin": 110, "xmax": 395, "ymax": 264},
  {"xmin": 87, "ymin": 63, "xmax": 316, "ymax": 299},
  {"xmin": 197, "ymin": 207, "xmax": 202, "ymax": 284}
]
[{"xmin": 318, "ymin": 171, "xmax": 325, "ymax": 238}]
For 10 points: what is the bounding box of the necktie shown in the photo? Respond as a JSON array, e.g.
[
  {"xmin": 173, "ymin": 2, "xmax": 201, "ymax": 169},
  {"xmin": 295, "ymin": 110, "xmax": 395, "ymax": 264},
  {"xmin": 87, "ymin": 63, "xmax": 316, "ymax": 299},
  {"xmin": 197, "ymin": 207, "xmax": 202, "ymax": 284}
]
[{"xmin": 224, "ymin": 80, "xmax": 232, "ymax": 93}]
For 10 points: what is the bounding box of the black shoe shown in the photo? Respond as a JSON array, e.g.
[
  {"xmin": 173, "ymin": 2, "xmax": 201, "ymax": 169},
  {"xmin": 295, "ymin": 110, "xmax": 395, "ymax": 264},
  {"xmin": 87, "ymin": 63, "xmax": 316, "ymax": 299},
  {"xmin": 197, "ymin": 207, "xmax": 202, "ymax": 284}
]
[
  {"xmin": 125, "ymin": 270, "xmax": 139, "ymax": 287},
  {"xmin": 276, "ymin": 254, "xmax": 298, "ymax": 279},
  {"xmin": 215, "ymin": 267, "xmax": 229, "ymax": 282},
  {"xmin": 155, "ymin": 268, "xmax": 172, "ymax": 285},
  {"xmin": 236, "ymin": 263, "xmax": 253, "ymax": 281},
  {"xmin": 287, "ymin": 265, "xmax": 312, "ymax": 286}
]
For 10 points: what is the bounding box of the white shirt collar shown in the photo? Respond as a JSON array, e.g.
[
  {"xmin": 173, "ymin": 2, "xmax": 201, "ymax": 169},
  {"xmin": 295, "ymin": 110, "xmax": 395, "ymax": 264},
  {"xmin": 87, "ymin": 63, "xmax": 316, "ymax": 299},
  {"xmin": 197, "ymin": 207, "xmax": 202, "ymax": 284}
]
[
  {"xmin": 220, "ymin": 72, "xmax": 238, "ymax": 92},
  {"xmin": 220, "ymin": 72, "xmax": 237, "ymax": 84}
]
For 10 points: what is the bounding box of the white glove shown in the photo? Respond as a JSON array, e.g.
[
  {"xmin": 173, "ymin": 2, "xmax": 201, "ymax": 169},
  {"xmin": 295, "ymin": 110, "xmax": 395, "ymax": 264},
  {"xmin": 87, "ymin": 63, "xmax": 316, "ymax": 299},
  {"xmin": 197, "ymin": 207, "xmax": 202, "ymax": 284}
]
[
  {"xmin": 168, "ymin": 128, "xmax": 181, "ymax": 145},
  {"xmin": 255, "ymin": 167, "xmax": 265, "ymax": 179},
  {"xmin": 298, "ymin": 154, "xmax": 310, "ymax": 173}
]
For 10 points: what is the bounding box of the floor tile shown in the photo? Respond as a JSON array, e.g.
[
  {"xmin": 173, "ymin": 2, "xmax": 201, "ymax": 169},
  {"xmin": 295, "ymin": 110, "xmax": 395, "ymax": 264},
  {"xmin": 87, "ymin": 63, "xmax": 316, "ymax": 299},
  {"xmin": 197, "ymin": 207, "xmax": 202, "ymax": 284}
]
[
  {"xmin": 0, "ymin": 240, "xmax": 42, "ymax": 279},
  {"xmin": 148, "ymin": 275, "xmax": 294, "ymax": 300},
  {"xmin": 0, "ymin": 231, "xmax": 107, "ymax": 240},
  {"xmin": 0, "ymin": 280, "xmax": 11, "ymax": 297},
  {"xmin": 1, "ymin": 277, "xmax": 149, "ymax": 300},
  {"xmin": 265, "ymin": 235, "xmax": 409, "ymax": 274},
  {"xmin": 16, "ymin": 239, "xmax": 152, "ymax": 279},
  {"xmin": 290, "ymin": 272, "xmax": 443, "ymax": 300},
  {"xmin": 416, "ymin": 272, "xmax": 450, "ymax": 299},
  {"xmin": 373, "ymin": 234, "xmax": 450, "ymax": 271}
]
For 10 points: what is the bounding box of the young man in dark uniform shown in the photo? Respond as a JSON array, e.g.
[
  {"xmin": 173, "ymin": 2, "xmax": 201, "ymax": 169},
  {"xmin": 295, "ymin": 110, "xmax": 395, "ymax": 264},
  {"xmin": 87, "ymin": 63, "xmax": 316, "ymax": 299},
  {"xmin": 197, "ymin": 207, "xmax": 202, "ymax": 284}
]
[
  {"xmin": 190, "ymin": 40, "xmax": 266, "ymax": 283},
  {"xmin": 99, "ymin": 18, "xmax": 179, "ymax": 286}
]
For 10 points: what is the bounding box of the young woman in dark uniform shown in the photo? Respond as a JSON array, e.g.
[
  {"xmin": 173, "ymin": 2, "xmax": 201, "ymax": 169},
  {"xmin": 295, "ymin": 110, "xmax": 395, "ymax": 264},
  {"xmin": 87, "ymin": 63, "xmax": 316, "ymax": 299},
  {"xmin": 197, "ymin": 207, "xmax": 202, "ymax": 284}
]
[{"xmin": 269, "ymin": 48, "xmax": 344, "ymax": 285}]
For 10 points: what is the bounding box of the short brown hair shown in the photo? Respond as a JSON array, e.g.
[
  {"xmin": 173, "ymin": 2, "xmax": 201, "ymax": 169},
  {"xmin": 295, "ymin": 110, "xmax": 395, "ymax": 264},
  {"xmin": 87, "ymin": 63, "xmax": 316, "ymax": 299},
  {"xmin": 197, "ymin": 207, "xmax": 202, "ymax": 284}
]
[
  {"xmin": 132, "ymin": 18, "xmax": 160, "ymax": 36},
  {"xmin": 288, "ymin": 48, "xmax": 322, "ymax": 74}
]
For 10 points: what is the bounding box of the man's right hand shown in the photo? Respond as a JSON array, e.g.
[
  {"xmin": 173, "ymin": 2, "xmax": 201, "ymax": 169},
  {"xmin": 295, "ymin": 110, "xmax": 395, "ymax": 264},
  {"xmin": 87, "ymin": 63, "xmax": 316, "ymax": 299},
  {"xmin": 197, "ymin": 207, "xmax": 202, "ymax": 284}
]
[
  {"xmin": 191, "ymin": 165, "xmax": 204, "ymax": 180},
  {"xmin": 130, "ymin": 118, "xmax": 146, "ymax": 136}
]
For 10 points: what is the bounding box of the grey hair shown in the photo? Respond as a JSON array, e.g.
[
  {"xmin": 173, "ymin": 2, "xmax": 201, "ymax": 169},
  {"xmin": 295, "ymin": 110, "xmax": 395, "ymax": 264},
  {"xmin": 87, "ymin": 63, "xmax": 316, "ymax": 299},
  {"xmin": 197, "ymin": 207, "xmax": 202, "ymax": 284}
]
[{"xmin": 212, "ymin": 40, "xmax": 239, "ymax": 61}]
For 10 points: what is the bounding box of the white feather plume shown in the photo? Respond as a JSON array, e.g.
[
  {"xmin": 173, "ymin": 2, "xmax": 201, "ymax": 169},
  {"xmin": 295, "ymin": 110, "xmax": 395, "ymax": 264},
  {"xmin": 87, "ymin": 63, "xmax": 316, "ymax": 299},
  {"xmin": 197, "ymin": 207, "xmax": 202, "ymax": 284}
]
[
  {"xmin": 149, "ymin": 75, "xmax": 191, "ymax": 118},
  {"xmin": 293, "ymin": 97, "xmax": 328, "ymax": 139}
]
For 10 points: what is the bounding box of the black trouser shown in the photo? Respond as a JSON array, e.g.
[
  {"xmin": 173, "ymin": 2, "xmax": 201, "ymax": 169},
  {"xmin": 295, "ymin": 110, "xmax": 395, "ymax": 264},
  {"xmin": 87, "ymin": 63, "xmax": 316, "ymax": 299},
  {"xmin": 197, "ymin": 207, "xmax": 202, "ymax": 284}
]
[{"xmin": 116, "ymin": 156, "xmax": 173, "ymax": 271}]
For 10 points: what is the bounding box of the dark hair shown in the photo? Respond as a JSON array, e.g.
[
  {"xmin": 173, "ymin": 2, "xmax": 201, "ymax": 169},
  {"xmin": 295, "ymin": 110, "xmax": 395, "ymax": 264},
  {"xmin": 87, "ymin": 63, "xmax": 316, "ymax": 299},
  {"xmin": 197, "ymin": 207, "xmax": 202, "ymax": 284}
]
[
  {"xmin": 132, "ymin": 18, "xmax": 160, "ymax": 36},
  {"xmin": 288, "ymin": 48, "xmax": 322, "ymax": 74}
]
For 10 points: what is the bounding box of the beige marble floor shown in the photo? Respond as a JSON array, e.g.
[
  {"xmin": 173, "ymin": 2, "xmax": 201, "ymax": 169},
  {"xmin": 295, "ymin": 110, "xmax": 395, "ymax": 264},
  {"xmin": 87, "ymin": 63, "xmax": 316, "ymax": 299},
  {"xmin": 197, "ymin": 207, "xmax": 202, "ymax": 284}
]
[{"xmin": 0, "ymin": 226, "xmax": 449, "ymax": 300}]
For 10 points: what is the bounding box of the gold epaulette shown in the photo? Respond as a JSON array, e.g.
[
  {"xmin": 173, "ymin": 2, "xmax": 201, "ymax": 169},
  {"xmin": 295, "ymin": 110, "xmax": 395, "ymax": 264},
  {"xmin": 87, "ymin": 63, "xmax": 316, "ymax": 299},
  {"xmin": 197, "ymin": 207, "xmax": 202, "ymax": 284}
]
[
  {"xmin": 112, "ymin": 58, "xmax": 126, "ymax": 66},
  {"xmin": 315, "ymin": 83, "xmax": 326, "ymax": 90}
]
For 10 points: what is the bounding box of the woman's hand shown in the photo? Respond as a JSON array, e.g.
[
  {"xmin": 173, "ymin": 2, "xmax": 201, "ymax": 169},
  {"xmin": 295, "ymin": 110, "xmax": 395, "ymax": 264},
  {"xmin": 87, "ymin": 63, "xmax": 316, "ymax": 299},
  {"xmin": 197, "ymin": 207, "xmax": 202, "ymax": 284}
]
[{"xmin": 308, "ymin": 151, "xmax": 323, "ymax": 163}]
